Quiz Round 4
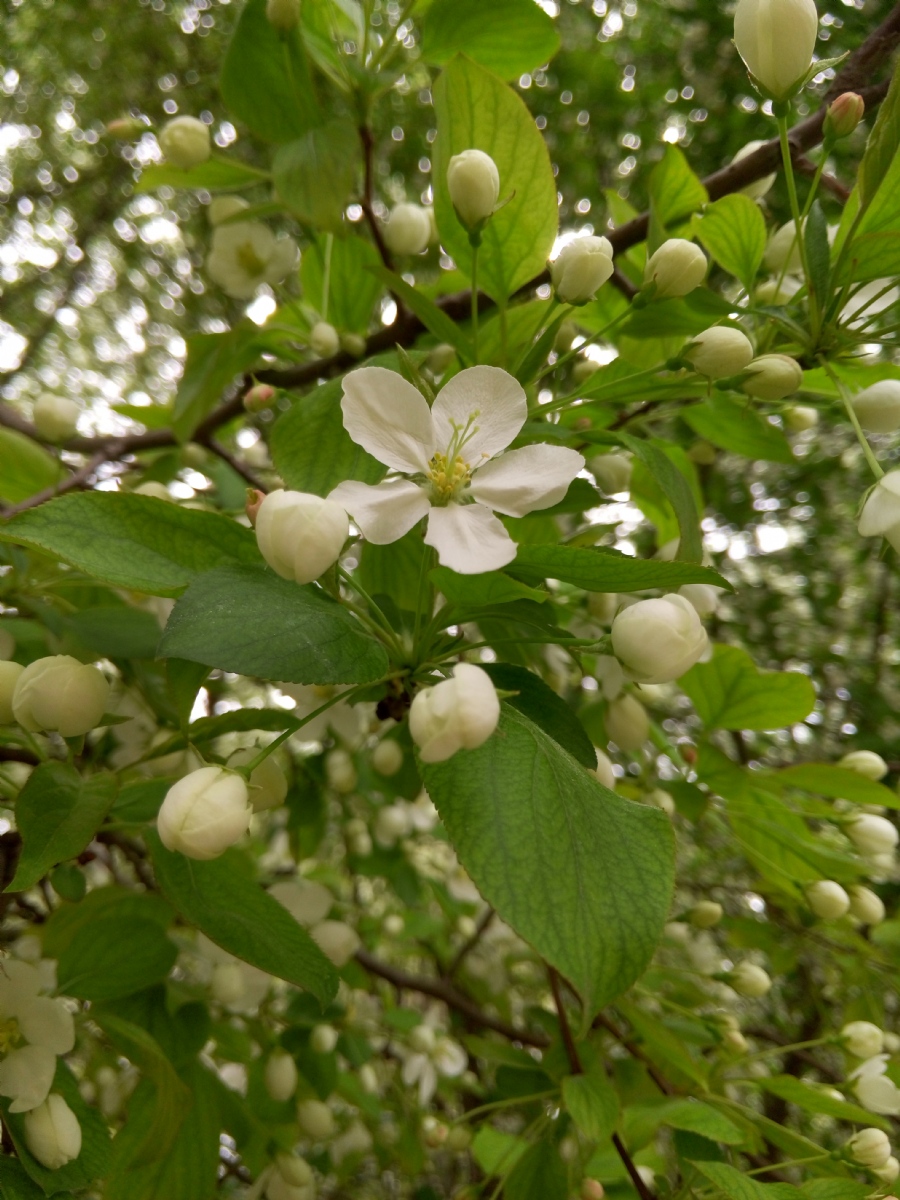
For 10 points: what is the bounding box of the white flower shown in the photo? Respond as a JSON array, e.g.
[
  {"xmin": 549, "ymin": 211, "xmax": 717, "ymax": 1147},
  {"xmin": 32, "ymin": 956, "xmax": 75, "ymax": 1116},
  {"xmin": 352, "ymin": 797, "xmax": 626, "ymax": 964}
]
[
  {"xmin": 158, "ymin": 116, "xmax": 210, "ymax": 169},
  {"xmin": 840, "ymin": 750, "xmax": 889, "ymax": 781},
  {"xmin": 853, "ymin": 381, "xmax": 900, "ymax": 433},
  {"xmin": 157, "ymin": 766, "xmax": 252, "ymax": 860},
  {"xmin": 208, "ymin": 196, "xmax": 249, "ymax": 226},
  {"xmin": 409, "ymin": 663, "xmax": 500, "ymax": 763},
  {"xmin": 401, "ymin": 1032, "xmax": 467, "ymax": 1106},
  {"xmin": 447, "ymin": 149, "xmax": 500, "ymax": 229},
  {"xmin": 763, "ymin": 220, "xmax": 805, "ymax": 275},
  {"xmin": 33, "ymin": 396, "xmax": 79, "ymax": 442},
  {"xmin": 0, "ymin": 661, "xmax": 24, "ymax": 724},
  {"xmin": 330, "ymin": 366, "xmax": 583, "ymax": 574},
  {"xmin": 644, "ymin": 239, "xmax": 707, "ymax": 298},
  {"xmin": 842, "ymin": 1021, "xmax": 885, "ymax": 1059},
  {"xmin": 683, "ymin": 327, "xmax": 754, "ymax": 379},
  {"xmin": 733, "ymin": 0, "xmax": 818, "ymax": 101},
  {"xmin": 23, "ymin": 1093, "xmax": 81, "ymax": 1170},
  {"xmin": 383, "ymin": 203, "xmax": 432, "ymax": 256},
  {"xmin": 732, "ymin": 140, "xmax": 776, "ymax": 200},
  {"xmin": 196, "ymin": 936, "xmax": 272, "ymax": 1013},
  {"xmin": 256, "ymin": 489, "xmax": 349, "ymax": 585},
  {"xmin": 330, "ymin": 1121, "xmax": 373, "ymax": 1165},
  {"xmin": 729, "ymin": 961, "xmax": 772, "ymax": 997},
  {"xmin": 611, "ymin": 594, "xmax": 709, "ymax": 684},
  {"xmin": 264, "ymin": 1050, "xmax": 298, "ymax": 1102},
  {"xmin": 13, "ymin": 655, "xmax": 109, "ymax": 738},
  {"xmin": 848, "ymin": 884, "xmax": 886, "ymax": 925},
  {"xmin": 0, "ymin": 961, "xmax": 75, "ymax": 1113},
  {"xmin": 206, "ymin": 221, "xmax": 298, "ymax": 299},
  {"xmin": 859, "ymin": 470, "xmax": 900, "ymax": 551},
  {"xmin": 550, "ymin": 236, "xmax": 615, "ymax": 304},
  {"xmin": 297, "ymin": 1097, "xmax": 336, "ymax": 1140},
  {"xmin": 847, "ymin": 1126, "xmax": 892, "ymax": 1169},
  {"xmin": 740, "ymin": 354, "xmax": 803, "ymax": 400},
  {"xmin": 806, "ymin": 879, "xmax": 850, "ymax": 920},
  {"xmin": 847, "ymin": 813, "xmax": 899, "ymax": 856},
  {"xmin": 276, "ymin": 682, "xmax": 366, "ymax": 743}
]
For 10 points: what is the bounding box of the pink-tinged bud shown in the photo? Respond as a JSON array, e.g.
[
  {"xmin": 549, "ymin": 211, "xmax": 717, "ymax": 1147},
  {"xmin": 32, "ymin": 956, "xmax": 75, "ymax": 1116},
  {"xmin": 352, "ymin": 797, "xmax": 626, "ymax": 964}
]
[
  {"xmin": 825, "ymin": 92, "xmax": 865, "ymax": 140},
  {"xmin": 243, "ymin": 383, "xmax": 276, "ymax": 413},
  {"xmin": 246, "ymin": 489, "xmax": 266, "ymax": 526},
  {"xmin": 106, "ymin": 117, "xmax": 145, "ymax": 139}
]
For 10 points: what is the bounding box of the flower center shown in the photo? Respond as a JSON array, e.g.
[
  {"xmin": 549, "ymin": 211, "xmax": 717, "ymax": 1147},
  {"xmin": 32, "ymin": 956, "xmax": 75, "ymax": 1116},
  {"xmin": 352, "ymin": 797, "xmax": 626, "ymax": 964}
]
[
  {"xmin": 237, "ymin": 241, "xmax": 266, "ymax": 277},
  {"xmin": 0, "ymin": 1017, "xmax": 21, "ymax": 1054},
  {"xmin": 428, "ymin": 452, "xmax": 471, "ymax": 504}
]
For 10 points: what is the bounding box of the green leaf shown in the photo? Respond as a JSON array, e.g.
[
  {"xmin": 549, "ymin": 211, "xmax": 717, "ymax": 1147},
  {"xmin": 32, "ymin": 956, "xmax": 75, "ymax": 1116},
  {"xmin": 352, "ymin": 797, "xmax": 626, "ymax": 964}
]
[
  {"xmin": 758, "ymin": 1075, "xmax": 890, "ymax": 1130},
  {"xmin": 8, "ymin": 765, "xmax": 117, "ymax": 892},
  {"xmin": 805, "ymin": 200, "xmax": 831, "ymax": 307},
  {"xmin": 504, "ymin": 1141, "xmax": 568, "ymax": 1200},
  {"xmin": 158, "ymin": 564, "xmax": 390, "ymax": 685},
  {"xmin": 369, "ymin": 266, "xmax": 473, "ymax": 360},
  {"xmin": 168, "ymin": 658, "xmax": 212, "ymax": 729},
  {"xmin": 67, "ymin": 605, "xmax": 163, "ymax": 659},
  {"xmin": 649, "ymin": 146, "xmax": 709, "ymax": 227},
  {"xmin": 512, "ymin": 544, "xmax": 727, "ymax": 591},
  {"xmin": 421, "ymin": 0, "xmax": 560, "ymax": 81},
  {"xmin": 300, "ymin": 234, "xmax": 382, "ymax": 333},
  {"xmin": 679, "ymin": 646, "xmax": 816, "ymax": 731},
  {"xmin": 0, "ymin": 492, "xmax": 262, "ymax": 597},
  {"xmin": 692, "ymin": 194, "xmax": 767, "ymax": 291},
  {"xmin": 799, "ymin": 1183, "xmax": 870, "ymax": 1200},
  {"xmin": 858, "ymin": 56, "xmax": 900, "ymax": 212},
  {"xmin": 682, "ymin": 396, "xmax": 794, "ymax": 464},
  {"xmin": 0, "ymin": 428, "xmax": 63, "ymax": 504},
  {"xmin": 113, "ymin": 780, "xmax": 170, "ymax": 823},
  {"xmin": 172, "ymin": 326, "xmax": 263, "ymax": 442},
  {"xmin": 0, "ymin": 1157, "xmax": 44, "ymax": 1200},
  {"xmin": 482, "ymin": 662, "xmax": 597, "ymax": 768},
  {"xmin": 432, "ymin": 56, "xmax": 557, "ymax": 304},
  {"xmin": 419, "ymin": 706, "xmax": 674, "ymax": 1020},
  {"xmin": 56, "ymin": 915, "xmax": 178, "ymax": 1000},
  {"xmin": 220, "ymin": 0, "xmax": 321, "ymax": 142},
  {"xmin": 431, "ymin": 566, "xmax": 546, "ymax": 607},
  {"xmin": 270, "ymin": 376, "xmax": 386, "ymax": 496},
  {"xmin": 761, "ymin": 764, "xmax": 900, "ymax": 810},
  {"xmin": 136, "ymin": 158, "xmax": 269, "ymax": 194},
  {"xmin": 149, "ymin": 838, "xmax": 338, "ymax": 1007},
  {"xmin": 615, "ymin": 434, "xmax": 704, "ymax": 562},
  {"xmin": 845, "ymin": 231, "xmax": 900, "ymax": 283},
  {"xmin": 693, "ymin": 1161, "xmax": 801, "ymax": 1200},
  {"xmin": 43, "ymin": 887, "xmax": 173, "ymax": 959},
  {"xmin": 562, "ymin": 1069, "xmax": 619, "ymax": 1141},
  {"xmin": 273, "ymin": 118, "xmax": 360, "ymax": 233},
  {"xmin": 646, "ymin": 1099, "xmax": 745, "ymax": 1144},
  {"xmin": 358, "ymin": 528, "xmax": 429, "ymax": 613}
]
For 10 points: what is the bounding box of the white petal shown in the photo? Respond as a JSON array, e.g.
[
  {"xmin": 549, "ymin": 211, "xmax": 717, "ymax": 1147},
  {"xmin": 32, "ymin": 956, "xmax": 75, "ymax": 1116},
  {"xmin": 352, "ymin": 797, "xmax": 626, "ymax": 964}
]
[
  {"xmin": 329, "ymin": 479, "xmax": 430, "ymax": 544},
  {"xmin": 19, "ymin": 998, "xmax": 75, "ymax": 1056},
  {"xmin": 0, "ymin": 1044, "xmax": 56, "ymax": 1112},
  {"xmin": 341, "ymin": 367, "xmax": 435, "ymax": 473},
  {"xmin": 431, "ymin": 366, "xmax": 527, "ymax": 463},
  {"xmin": 424, "ymin": 504, "xmax": 517, "ymax": 574},
  {"xmin": 471, "ymin": 445, "xmax": 584, "ymax": 517}
]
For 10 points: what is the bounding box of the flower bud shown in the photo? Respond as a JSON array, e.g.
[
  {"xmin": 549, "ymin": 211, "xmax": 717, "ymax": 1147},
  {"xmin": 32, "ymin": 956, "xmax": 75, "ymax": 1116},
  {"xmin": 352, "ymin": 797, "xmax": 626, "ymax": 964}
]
[
  {"xmin": 740, "ymin": 354, "xmax": 803, "ymax": 400},
  {"xmin": 244, "ymin": 383, "xmax": 277, "ymax": 413},
  {"xmin": 310, "ymin": 1024, "xmax": 339, "ymax": 1055},
  {"xmin": 848, "ymin": 1127, "xmax": 892, "ymax": 1169},
  {"xmin": 859, "ymin": 471, "xmax": 900, "ymax": 549},
  {"xmin": 550, "ymin": 236, "xmax": 615, "ymax": 305},
  {"xmin": 310, "ymin": 919, "xmax": 360, "ymax": 966},
  {"xmin": 825, "ymin": 92, "xmax": 865, "ymax": 140},
  {"xmin": 612, "ymin": 594, "xmax": 709, "ymax": 684},
  {"xmin": 690, "ymin": 900, "xmax": 723, "ymax": 929},
  {"xmin": 730, "ymin": 961, "xmax": 772, "ymax": 997},
  {"xmin": 582, "ymin": 1182, "xmax": 605, "ymax": 1200},
  {"xmin": 341, "ymin": 332, "xmax": 367, "ymax": 358},
  {"xmin": 0, "ymin": 661, "xmax": 24, "ymax": 724},
  {"xmin": 591, "ymin": 453, "xmax": 632, "ymax": 495},
  {"xmin": 13, "ymin": 655, "xmax": 109, "ymax": 738},
  {"xmin": 228, "ymin": 749, "xmax": 288, "ymax": 812},
  {"xmin": 554, "ymin": 320, "xmax": 578, "ymax": 353},
  {"xmin": 383, "ymin": 203, "xmax": 432, "ymax": 257},
  {"xmin": 372, "ymin": 739, "xmax": 404, "ymax": 776},
  {"xmin": 591, "ymin": 748, "xmax": 616, "ymax": 790},
  {"xmin": 644, "ymin": 239, "xmax": 707, "ymax": 298},
  {"xmin": 106, "ymin": 116, "xmax": 145, "ymax": 139},
  {"xmin": 722, "ymin": 1029, "xmax": 749, "ymax": 1055},
  {"xmin": 309, "ymin": 321, "xmax": 340, "ymax": 358},
  {"xmin": 784, "ymin": 405, "xmax": 818, "ymax": 431},
  {"xmin": 678, "ymin": 584, "xmax": 723, "ymax": 618},
  {"xmin": 325, "ymin": 748, "xmax": 357, "ymax": 794},
  {"xmin": 264, "ymin": 1050, "xmax": 298, "ymax": 1102},
  {"xmin": 375, "ymin": 804, "xmax": 411, "ymax": 847},
  {"xmin": 733, "ymin": 0, "xmax": 818, "ymax": 101},
  {"xmin": 847, "ymin": 813, "xmax": 899, "ymax": 856},
  {"xmin": 157, "ymin": 766, "xmax": 252, "ymax": 860},
  {"xmin": 840, "ymin": 750, "xmax": 889, "ymax": 781},
  {"xmin": 275, "ymin": 1153, "xmax": 314, "ymax": 1188},
  {"xmin": 297, "ymin": 1097, "xmax": 336, "ymax": 1141},
  {"xmin": 409, "ymin": 663, "xmax": 500, "ymax": 763},
  {"xmin": 876, "ymin": 1157, "xmax": 900, "ymax": 1185},
  {"xmin": 426, "ymin": 343, "xmax": 456, "ymax": 376},
  {"xmin": 158, "ymin": 116, "xmax": 210, "ymax": 170},
  {"xmin": 841, "ymin": 1020, "xmax": 885, "ymax": 1059},
  {"xmin": 646, "ymin": 788, "xmax": 675, "ymax": 814},
  {"xmin": 764, "ymin": 220, "xmax": 804, "ymax": 274},
  {"xmin": 731, "ymin": 140, "xmax": 777, "ymax": 200},
  {"xmin": 255, "ymin": 489, "xmax": 349, "ymax": 586},
  {"xmin": 848, "ymin": 884, "xmax": 886, "ymax": 925},
  {"xmin": 446, "ymin": 149, "xmax": 500, "ymax": 230},
  {"xmin": 806, "ymin": 879, "xmax": 850, "ymax": 920},
  {"xmin": 852, "ymin": 381, "xmax": 900, "ymax": 433},
  {"xmin": 684, "ymin": 327, "xmax": 754, "ymax": 379},
  {"xmin": 266, "ymin": 0, "xmax": 300, "ymax": 29},
  {"xmin": 604, "ymin": 694, "xmax": 650, "ymax": 752},
  {"xmin": 755, "ymin": 275, "xmax": 803, "ymax": 305},
  {"xmin": 33, "ymin": 395, "xmax": 79, "ymax": 442},
  {"xmin": 134, "ymin": 481, "xmax": 173, "ymax": 501},
  {"xmin": 359, "ymin": 1063, "xmax": 379, "ymax": 1093},
  {"xmin": 687, "ymin": 439, "xmax": 717, "ymax": 465},
  {"xmin": 23, "ymin": 1094, "xmax": 81, "ymax": 1170}
]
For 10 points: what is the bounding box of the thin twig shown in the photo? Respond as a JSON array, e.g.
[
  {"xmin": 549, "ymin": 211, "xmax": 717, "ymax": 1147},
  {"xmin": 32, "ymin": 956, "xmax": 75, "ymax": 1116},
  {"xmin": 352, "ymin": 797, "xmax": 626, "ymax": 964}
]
[
  {"xmin": 0, "ymin": 450, "xmax": 111, "ymax": 519},
  {"xmin": 593, "ymin": 1012, "xmax": 674, "ymax": 1095},
  {"xmin": 447, "ymin": 907, "xmax": 495, "ymax": 978}
]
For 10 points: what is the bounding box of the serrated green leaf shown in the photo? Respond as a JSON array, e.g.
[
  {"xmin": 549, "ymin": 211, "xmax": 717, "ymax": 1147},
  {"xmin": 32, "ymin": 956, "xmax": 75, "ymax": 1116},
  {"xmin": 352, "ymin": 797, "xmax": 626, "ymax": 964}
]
[
  {"xmin": 562, "ymin": 1068, "xmax": 619, "ymax": 1141},
  {"xmin": 505, "ymin": 1140, "xmax": 568, "ymax": 1200},
  {"xmin": 369, "ymin": 266, "xmax": 473, "ymax": 360},
  {"xmin": 511, "ymin": 544, "xmax": 727, "ymax": 591},
  {"xmin": 0, "ymin": 428, "xmax": 64, "ymax": 505},
  {"xmin": 692, "ymin": 194, "xmax": 767, "ymax": 291},
  {"xmin": 0, "ymin": 1156, "xmax": 44, "ymax": 1199},
  {"xmin": 692, "ymin": 1160, "xmax": 801, "ymax": 1200},
  {"xmin": 300, "ymin": 234, "xmax": 382, "ymax": 334},
  {"xmin": 617, "ymin": 434, "xmax": 704, "ymax": 561},
  {"xmin": 682, "ymin": 396, "xmax": 794, "ymax": 464},
  {"xmin": 172, "ymin": 326, "xmax": 263, "ymax": 442},
  {"xmin": 57, "ymin": 915, "xmax": 178, "ymax": 1000},
  {"xmin": 273, "ymin": 119, "xmax": 360, "ymax": 232},
  {"xmin": 649, "ymin": 145, "xmax": 709, "ymax": 227},
  {"xmin": 421, "ymin": 0, "xmax": 559, "ymax": 80},
  {"xmin": 482, "ymin": 662, "xmax": 596, "ymax": 768},
  {"xmin": 680, "ymin": 646, "xmax": 815, "ymax": 731},
  {"xmin": 67, "ymin": 605, "xmax": 163, "ymax": 659},
  {"xmin": 758, "ymin": 1075, "xmax": 890, "ymax": 1130},
  {"xmin": 136, "ymin": 158, "xmax": 269, "ymax": 194}
]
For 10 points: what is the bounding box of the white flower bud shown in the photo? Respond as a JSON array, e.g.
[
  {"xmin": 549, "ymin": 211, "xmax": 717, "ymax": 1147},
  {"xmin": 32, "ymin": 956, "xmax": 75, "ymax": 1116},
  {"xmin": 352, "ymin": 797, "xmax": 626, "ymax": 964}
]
[
  {"xmin": 446, "ymin": 149, "xmax": 500, "ymax": 230},
  {"xmin": 690, "ymin": 901, "xmax": 723, "ymax": 928},
  {"xmin": 582, "ymin": 1181, "xmax": 606, "ymax": 1200},
  {"xmin": 591, "ymin": 453, "xmax": 632, "ymax": 495},
  {"xmin": 848, "ymin": 885, "xmax": 886, "ymax": 925},
  {"xmin": 375, "ymin": 803, "xmax": 411, "ymax": 847},
  {"xmin": 383, "ymin": 913, "xmax": 404, "ymax": 936},
  {"xmin": 325, "ymin": 748, "xmax": 357, "ymax": 794},
  {"xmin": 550, "ymin": 236, "xmax": 615, "ymax": 305},
  {"xmin": 784, "ymin": 405, "xmax": 819, "ymax": 431},
  {"xmin": 297, "ymin": 1097, "xmax": 336, "ymax": 1140},
  {"xmin": 310, "ymin": 1024, "xmax": 339, "ymax": 1055},
  {"xmin": 732, "ymin": 140, "xmax": 777, "ymax": 200},
  {"xmin": 266, "ymin": 0, "xmax": 300, "ymax": 28},
  {"xmin": 842, "ymin": 1021, "xmax": 885, "ymax": 1059},
  {"xmin": 383, "ymin": 203, "xmax": 432, "ymax": 257},
  {"xmin": 644, "ymin": 239, "xmax": 707, "ymax": 298},
  {"xmin": 23, "ymin": 1094, "xmax": 82, "ymax": 1170},
  {"xmin": 646, "ymin": 788, "xmax": 675, "ymax": 814},
  {"xmin": 591, "ymin": 749, "xmax": 616, "ymax": 790},
  {"xmin": 612, "ymin": 594, "xmax": 709, "ymax": 684},
  {"xmin": 341, "ymin": 332, "xmax": 367, "ymax": 358},
  {"xmin": 604, "ymin": 694, "xmax": 650, "ymax": 752},
  {"xmin": 372, "ymin": 739, "xmax": 404, "ymax": 776},
  {"xmin": 852, "ymin": 381, "xmax": 900, "ymax": 433},
  {"xmin": 158, "ymin": 116, "xmax": 211, "ymax": 169},
  {"xmin": 733, "ymin": 0, "xmax": 818, "ymax": 101},
  {"xmin": 875, "ymin": 1157, "xmax": 900, "ymax": 1185},
  {"xmin": 848, "ymin": 1127, "xmax": 892, "ymax": 1169},
  {"xmin": 847, "ymin": 814, "xmax": 899, "ymax": 856},
  {"xmin": 256, "ymin": 489, "xmax": 349, "ymax": 586},
  {"xmin": 730, "ymin": 961, "xmax": 772, "ymax": 997},
  {"xmin": 678, "ymin": 584, "xmax": 723, "ymax": 618},
  {"xmin": 157, "ymin": 766, "xmax": 252, "ymax": 860},
  {"xmin": 859, "ymin": 471, "xmax": 900, "ymax": 549},
  {"xmin": 763, "ymin": 220, "xmax": 804, "ymax": 274},
  {"xmin": 309, "ymin": 320, "xmax": 340, "ymax": 358},
  {"xmin": 722, "ymin": 1029, "xmax": 749, "ymax": 1055},
  {"xmin": 264, "ymin": 1050, "xmax": 298, "ymax": 1102},
  {"xmin": 806, "ymin": 879, "xmax": 850, "ymax": 920},
  {"xmin": 740, "ymin": 354, "xmax": 803, "ymax": 400},
  {"xmin": 840, "ymin": 750, "xmax": 889, "ymax": 781},
  {"xmin": 275, "ymin": 1153, "xmax": 313, "ymax": 1188},
  {"xmin": 683, "ymin": 327, "xmax": 754, "ymax": 379},
  {"xmin": 755, "ymin": 275, "xmax": 803, "ymax": 305},
  {"xmin": 409, "ymin": 663, "xmax": 500, "ymax": 763},
  {"xmin": 208, "ymin": 196, "xmax": 249, "ymax": 226},
  {"xmin": 359, "ymin": 1063, "xmax": 379, "ymax": 1093},
  {"xmin": 33, "ymin": 396, "xmax": 79, "ymax": 442},
  {"xmin": 229, "ymin": 749, "xmax": 288, "ymax": 812},
  {"xmin": 310, "ymin": 919, "xmax": 360, "ymax": 966},
  {"xmin": 0, "ymin": 661, "xmax": 24, "ymax": 724},
  {"xmin": 133, "ymin": 481, "xmax": 173, "ymax": 501},
  {"xmin": 13, "ymin": 655, "xmax": 109, "ymax": 738},
  {"xmin": 588, "ymin": 595, "xmax": 619, "ymax": 626}
]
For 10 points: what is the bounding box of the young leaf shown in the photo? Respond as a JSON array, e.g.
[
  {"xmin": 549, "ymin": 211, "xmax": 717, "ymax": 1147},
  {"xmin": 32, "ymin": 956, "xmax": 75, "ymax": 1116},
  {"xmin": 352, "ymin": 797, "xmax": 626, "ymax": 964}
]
[
  {"xmin": 481, "ymin": 662, "xmax": 597, "ymax": 768},
  {"xmin": 562, "ymin": 1068, "xmax": 619, "ymax": 1141},
  {"xmin": 56, "ymin": 916, "xmax": 178, "ymax": 1001},
  {"xmin": 136, "ymin": 158, "xmax": 270, "ymax": 194},
  {"xmin": 431, "ymin": 566, "xmax": 546, "ymax": 607},
  {"xmin": 692, "ymin": 194, "xmax": 767, "ymax": 291},
  {"xmin": 512, "ymin": 544, "xmax": 727, "ymax": 591},
  {"xmin": 649, "ymin": 145, "xmax": 709, "ymax": 227},
  {"xmin": 421, "ymin": 0, "xmax": 560, "ymax": 81},
  {"xmin": 858, "ymin": 55, "xmax": 900, "ymax": 212},
  {"xmin": 682, "ymin": 396, "xmax": 794, "ymax": 464},
  {"xmin": 273, "ymin": 119, "xmax": 360, "ymax": 232},
  {"xmin": 804, "ymin": 200, "xmax": 831, "ymax": 307},
  {"xmin": 504, "ymin": 1141, "xmax": 568, "ymax": 1200},
  {"xmin": 172, "ymin": 326, "xmax": 264, "ymax": 443},
  {"xmin": 679, "ymin": 645, "xmax": 816, "ymax": 731},
  {"xmin": 368, "ymin": 266, "xmax": 474, "ymax": 360},
  {"xmin": 301, "ymin": 234, "xmax": 382, "ymax": 333},
  {"xmin": 606, "ymin": 434, "xmax": 703, "ymax": 562},
  {"xmin": 0, "ymin": 428, "xmax": 64, "ymax": 505}
]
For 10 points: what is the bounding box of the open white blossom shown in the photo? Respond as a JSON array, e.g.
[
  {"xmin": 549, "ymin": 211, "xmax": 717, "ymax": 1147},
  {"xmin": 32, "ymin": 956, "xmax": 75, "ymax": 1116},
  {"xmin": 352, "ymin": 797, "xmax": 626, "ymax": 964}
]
[
  {"xmin": 206, "ymin": 221, "xmax": 299, "ymax": 299},
  {"xmin": 329, "ymin": 366, "xmax": 583, "ymax": 574},
  {"xmin": 400, "ymin": 1022, "xmax": 468, "ymax": 1106},
  {"xmin": 0, "ymin": 960, "xmax": 75, "ymax": 1113},
  {"xmin": 851, "ymin": 1056, "xmax": 900, "ymax": 1116}
]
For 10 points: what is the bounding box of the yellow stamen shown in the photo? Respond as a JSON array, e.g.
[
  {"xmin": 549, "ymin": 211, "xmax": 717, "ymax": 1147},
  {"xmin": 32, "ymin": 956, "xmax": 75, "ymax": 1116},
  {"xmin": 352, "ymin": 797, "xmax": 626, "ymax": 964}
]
[
  {"xmin": 428, "ymin": 452, "xmax": 471, "ymax": 503},
  {"xmin": 0, "ymin": 1017, "xmax": 21, "ymax": 1054}
]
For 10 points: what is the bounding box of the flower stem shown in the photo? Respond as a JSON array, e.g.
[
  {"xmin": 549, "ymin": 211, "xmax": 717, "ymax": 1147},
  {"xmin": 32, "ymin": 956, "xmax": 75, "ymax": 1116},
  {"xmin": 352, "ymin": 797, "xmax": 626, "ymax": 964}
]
[
  {"xmin": 776, "ymin": 113, "xmax": 819, "ymax": 334},
  {"xmin": 821, "ymin": 358, "xmax": 884, "ymax": 479},
  {"xmin": 471, "ymin": 243, "xmax": 480, "ymax": 363},
  {"xmin": 321, "ymin": 232, "xmax": 334, "ymax": 322}
]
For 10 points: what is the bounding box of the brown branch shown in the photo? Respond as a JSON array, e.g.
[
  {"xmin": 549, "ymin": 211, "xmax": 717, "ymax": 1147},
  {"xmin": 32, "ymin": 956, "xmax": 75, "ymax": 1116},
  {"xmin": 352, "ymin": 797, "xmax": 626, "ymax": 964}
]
[
  {"xmin": 202, "ymin": 437, "xmax": 269, "ymax": 493},
  {"xmin": 593, "ymin": 1012, "xmax": 674, "ymax": 1095},
  {"xmin": 548, "ymin": 966, "xmax": 583, "ymax": 1075},
  {"xmin": 794, "ymin": 155, "xmax": 852, "ymax": 203},
  {"xmin": 0, "ymin": 450, "xmax": 111, "ymax": 519},
  {"xmin": 358, "ymin": 125, "xmax": 395, "ymax": 272},
  {"xmin": 446, "ymin": 907, "xmax": 495, "ymax": 978}
]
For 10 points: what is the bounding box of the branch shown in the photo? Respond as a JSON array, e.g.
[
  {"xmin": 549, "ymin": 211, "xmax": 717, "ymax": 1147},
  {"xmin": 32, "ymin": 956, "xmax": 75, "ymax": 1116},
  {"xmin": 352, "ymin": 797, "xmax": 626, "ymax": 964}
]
[
  {"xmin": 446, "ymin": 906, "xmax": 495, "ymax": 978},
  {"xmin": 0, "ymin": 450, "xmax": 111, "ymax": 519},
  {"xmin": 358, "ymin": 125, "xmax": 395, "ymax": 272},
  {"xmin": 593, "ymin": 1012, "xmax": 674, "ymax": 1095}
]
